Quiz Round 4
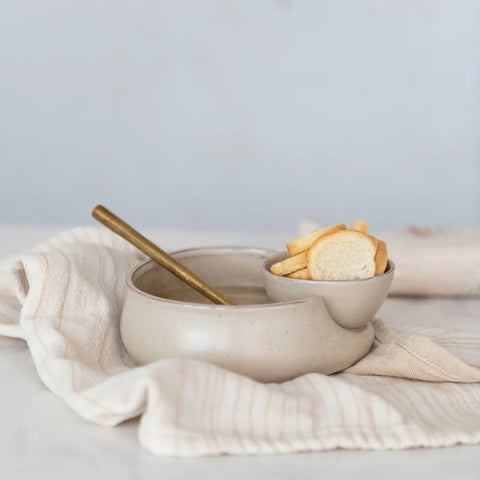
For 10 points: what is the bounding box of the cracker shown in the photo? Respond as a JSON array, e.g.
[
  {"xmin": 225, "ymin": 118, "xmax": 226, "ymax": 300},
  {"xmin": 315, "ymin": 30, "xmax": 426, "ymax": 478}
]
[
  {"xmin": 308, "ymin": 230, "xmax": 377, "ymax": 281},
  {"xmin": 374, "ymin": 240, "xmax": 388, "ymax": 275},
  {"xmin": 270, "ymin": 251, "xmax": 308, "ymax": 276},
  {"xmin": 286, "ymin": 224, "xmax": 346, "ymax": 255},
  {"xmin": 286, "ymin": 268, "xmax": 311, "ymax": 280},
  {"xmin": 350, "ymin": 220, "xmax": 368, "ymax": 234}
]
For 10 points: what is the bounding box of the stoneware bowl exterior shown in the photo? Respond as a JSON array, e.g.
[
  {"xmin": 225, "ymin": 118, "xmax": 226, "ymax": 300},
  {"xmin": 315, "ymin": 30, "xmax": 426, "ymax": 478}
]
[
  {"xmin": 120, "ymin": 246, "xmax": 376, "ymax": 383},
  {"xmin": 263, "ymin": 252, "xmax": 395, "ymax": 330}
]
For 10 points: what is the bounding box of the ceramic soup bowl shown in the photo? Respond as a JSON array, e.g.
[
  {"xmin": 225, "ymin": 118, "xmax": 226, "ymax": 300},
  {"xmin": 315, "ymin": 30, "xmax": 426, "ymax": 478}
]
[{"xmin": 120, "ymin": 246, "xmax": 376, "ymax": 383}]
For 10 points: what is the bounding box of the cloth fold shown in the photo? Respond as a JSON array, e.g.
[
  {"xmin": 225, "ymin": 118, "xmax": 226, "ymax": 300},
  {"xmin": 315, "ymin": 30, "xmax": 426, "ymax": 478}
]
[{"xmin": 0, "ymin": 226, "xmax": 479, "ymax": 456}]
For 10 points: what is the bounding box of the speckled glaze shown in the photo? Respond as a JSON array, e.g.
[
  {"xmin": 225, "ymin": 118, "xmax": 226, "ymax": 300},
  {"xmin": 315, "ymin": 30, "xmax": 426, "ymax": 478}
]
[
  {"xmin": 120, "ymin": 246, "xmax": 375, "ymax": 382},
  {"xmin": 263, "ymin": 252, "xmax": 395, "ymax": 330}
]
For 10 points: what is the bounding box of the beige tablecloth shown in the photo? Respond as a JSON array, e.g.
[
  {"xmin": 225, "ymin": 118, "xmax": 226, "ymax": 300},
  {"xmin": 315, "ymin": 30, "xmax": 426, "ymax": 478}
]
[{"xmin": 0, "ymin": 227, "xmax": 479, "ymax": 456}]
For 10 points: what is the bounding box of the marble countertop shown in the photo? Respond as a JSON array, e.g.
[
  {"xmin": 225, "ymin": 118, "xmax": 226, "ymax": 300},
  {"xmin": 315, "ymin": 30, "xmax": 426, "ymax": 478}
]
[{"xmin": 1, "ymin": 226, "xmax": 479, "ymax": 479}]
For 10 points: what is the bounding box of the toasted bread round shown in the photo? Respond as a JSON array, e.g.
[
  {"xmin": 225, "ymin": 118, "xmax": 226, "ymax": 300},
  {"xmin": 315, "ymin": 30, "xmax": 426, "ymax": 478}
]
[
  {"xmin": 374, "ymin": 240, "xmax": 388, "ymax": 275},
  {"xmin": 286, "ymin": 224, "xmax": 346, "ymax": 255},
  {"xmin": 307, "ymin": 230, "xmax": 377, "ymax": 281},
  {"xmin": 270, "ymin": 251, "xmax": 308, "ymax": 276},
  {"xmin": 286, "ymin": 268, "xmax": 311, "ymax": 280},
  {"xmin": 350, "ymin": 220, "xmax": 368, "ymax": 234}
]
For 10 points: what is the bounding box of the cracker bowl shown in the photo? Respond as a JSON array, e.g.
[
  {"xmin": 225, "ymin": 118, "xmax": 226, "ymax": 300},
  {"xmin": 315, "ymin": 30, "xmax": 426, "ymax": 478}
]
[
  {"xmin": 120, "ymin": 246, "xmax": 374, "ymax": 382},
  {"xmin": 263, "ymin": 252, "xmax": 395, "ymax": 330}
]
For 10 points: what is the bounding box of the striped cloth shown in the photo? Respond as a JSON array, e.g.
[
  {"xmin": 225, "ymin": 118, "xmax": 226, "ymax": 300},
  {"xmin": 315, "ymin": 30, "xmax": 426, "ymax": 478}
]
[{"xmin": 0, "ymin": 227, "xmax": 479, "ymax": 456}]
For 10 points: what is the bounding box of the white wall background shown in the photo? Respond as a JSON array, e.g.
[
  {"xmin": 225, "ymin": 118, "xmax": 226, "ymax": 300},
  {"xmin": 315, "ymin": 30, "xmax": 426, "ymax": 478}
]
[{"xmin": 1, "ymin": 0, "xmax": 479, "ymax": 231}]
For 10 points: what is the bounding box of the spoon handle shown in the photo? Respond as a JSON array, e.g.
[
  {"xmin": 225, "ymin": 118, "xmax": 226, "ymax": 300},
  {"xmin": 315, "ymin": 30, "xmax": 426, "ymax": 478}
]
[{"xmin": 92, "ymin": 205, "xmax": 234, "ymax": 305}]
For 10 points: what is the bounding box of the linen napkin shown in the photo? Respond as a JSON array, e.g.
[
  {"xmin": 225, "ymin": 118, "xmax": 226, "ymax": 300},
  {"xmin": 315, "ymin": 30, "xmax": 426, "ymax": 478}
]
[
  {"xmin": 298, "ymin": 221, "xmax": 480, "ymax": 297},
  {"xmin": 0, "ymin": 226, "xmax": 480, "ymax": 456}
]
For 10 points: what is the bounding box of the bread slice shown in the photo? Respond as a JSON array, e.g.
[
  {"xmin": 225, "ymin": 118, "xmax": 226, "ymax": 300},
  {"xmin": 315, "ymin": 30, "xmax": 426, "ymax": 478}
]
[
  {"xmin": 286, "ymin": 268, "xmax": 311, "ymax": 280},
  {"xmin": 270, "ymin": 251, "xmax": 308, "ymax": 276},
  {"xmin": 307, "ymin": 230, "xmax": 377, "ymax": 280},
  {"xmin": 374, "ymin": 240, "xmax": 388, "ymax": 275},
  {"xmin": 350, "ymin": 220, "xmax": 368, "ymax": 234},
  {"xmin": 286, "ymin": 224, "xmax": 346, "ymax": 255}
]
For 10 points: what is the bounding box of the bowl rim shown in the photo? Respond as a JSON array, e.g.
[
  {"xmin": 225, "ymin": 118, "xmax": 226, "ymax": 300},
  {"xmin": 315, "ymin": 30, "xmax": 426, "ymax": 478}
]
[
  {"xmin": 125, "ymin": 246, "xmax": 318, "ymax": 310},
  {"xmin": 263, "ymin": 251, "xmax": 395, "ymax": 285}
]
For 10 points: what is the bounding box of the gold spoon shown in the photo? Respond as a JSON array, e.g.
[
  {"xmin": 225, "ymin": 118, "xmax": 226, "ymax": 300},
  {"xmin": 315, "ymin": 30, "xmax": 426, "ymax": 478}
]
[{"xmin": 92, "ymin": 205, "xmax": 234, "ymax": 305}]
